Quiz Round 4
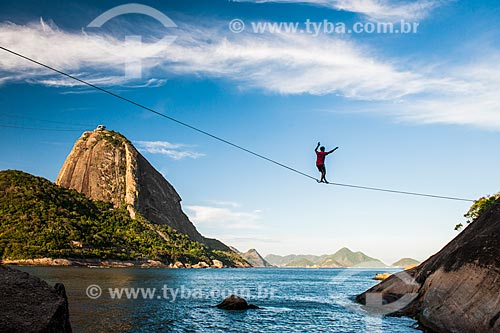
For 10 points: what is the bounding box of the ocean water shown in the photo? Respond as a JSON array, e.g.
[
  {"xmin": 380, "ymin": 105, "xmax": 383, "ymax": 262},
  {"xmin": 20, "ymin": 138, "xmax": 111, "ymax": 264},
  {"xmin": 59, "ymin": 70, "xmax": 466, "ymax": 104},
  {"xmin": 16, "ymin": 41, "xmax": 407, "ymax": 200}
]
[{"xmin": 17, "ymin": 267, "xmax": 420, "ymax": 333}]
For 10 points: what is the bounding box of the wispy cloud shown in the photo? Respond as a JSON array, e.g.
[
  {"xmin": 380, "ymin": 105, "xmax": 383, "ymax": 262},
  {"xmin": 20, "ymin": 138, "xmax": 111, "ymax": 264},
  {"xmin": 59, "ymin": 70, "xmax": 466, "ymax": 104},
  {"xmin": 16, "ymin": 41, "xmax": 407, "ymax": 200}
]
[
  {"xmin": 0, "ymin": 18, "xmax": 169, "ymax": 87},
  {"xmin": 0, "ymin": 18, "xmax": 462, "ymax": 100},
  {"xmin": 134, "ymin": 140, "xmax": 205, "ymax": 160},
  {"xmin": 185, "ymin": 204, "xmax": 263, "ymax": 229},
  {"xmin": 345, "ymin": 57, "xmax": 500, "ymax": 129},
  {"xmin": 167, "ymin": 32, "xmax": 467, "ymax": 100},
  {"xmin": 235, "ymin": 0, "xmax": 443, "ymax": 21},
  {"xmin": 32, "ymin": 76, "xmax": 167, "ymax": 88},
  {"xmin": 1, "ymin": 18, "xmax": 499, "ymax": 129}
]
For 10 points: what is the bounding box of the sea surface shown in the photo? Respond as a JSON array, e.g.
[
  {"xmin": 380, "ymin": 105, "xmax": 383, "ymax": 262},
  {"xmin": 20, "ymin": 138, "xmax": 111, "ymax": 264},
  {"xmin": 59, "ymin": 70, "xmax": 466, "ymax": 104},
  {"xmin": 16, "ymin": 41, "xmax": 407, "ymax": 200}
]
[{"xmin": 17, "ymin": 267, "xmax": 420, "ymax": 333}]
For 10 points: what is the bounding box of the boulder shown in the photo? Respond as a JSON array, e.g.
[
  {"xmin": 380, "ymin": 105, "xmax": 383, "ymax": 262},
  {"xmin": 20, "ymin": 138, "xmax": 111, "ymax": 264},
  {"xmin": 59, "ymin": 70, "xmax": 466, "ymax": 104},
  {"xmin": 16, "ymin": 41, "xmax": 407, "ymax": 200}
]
[
  {"xmin": 373, "ymin": 272, "xmax": 392, "ymax": 281},
  {"xmin": 173, "ymin": 261, "xmax": 185, "ymax": 268},
  {"xmin": 211, "ymin": 259, "xmax": 224, "ymax": 268},
  {"xmin": 216, "ymin": 295, "xmax": 259, "ymax": 310},
  {"xmin": 0, "ymin": 265, "xmax": 72, "ymax": 332},
  {"xmin": 140, "ymin": 260, "xmax": 165, "ymax": 268},
  {"xmin": 192, "ymin": 261, "xmax": 210, "ymax": 269}
]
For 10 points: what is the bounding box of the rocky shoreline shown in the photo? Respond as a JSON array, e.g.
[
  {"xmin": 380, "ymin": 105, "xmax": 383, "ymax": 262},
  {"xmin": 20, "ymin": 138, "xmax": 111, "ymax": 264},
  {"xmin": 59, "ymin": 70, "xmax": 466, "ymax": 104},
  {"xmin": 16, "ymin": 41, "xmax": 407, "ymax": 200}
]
[
  {"xmin": 356, "ymin": 198, "xmax": 500, "ymax": 333},
  {"xmin": 1, "ymin": 258, "xmax": 237, "ymax": 268},
  {"xmin": 0, "ymin": 265, "xmax": 72, "ymax": 332}
]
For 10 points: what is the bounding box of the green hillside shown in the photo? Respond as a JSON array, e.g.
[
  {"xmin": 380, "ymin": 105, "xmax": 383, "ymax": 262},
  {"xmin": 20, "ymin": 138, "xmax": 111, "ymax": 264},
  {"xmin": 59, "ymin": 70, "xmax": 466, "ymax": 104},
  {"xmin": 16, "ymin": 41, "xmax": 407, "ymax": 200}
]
[
  {"xmin": 314, "ymin": 256, "xmax": 342, "ymax": 267},
  {"xmin": 264, "ymin": 254, "xmax": 288, "ymax": 266},
  {"xmin": 0, "ymin": 170, "xmax": 242, "ymax": 266},
  {"xmin": 284, "ymin": 258, "xmax": 316, "ymax": 267},
  {"xmin": 391, "ymin": 258, "xmax": 420, "ymax": 267}
]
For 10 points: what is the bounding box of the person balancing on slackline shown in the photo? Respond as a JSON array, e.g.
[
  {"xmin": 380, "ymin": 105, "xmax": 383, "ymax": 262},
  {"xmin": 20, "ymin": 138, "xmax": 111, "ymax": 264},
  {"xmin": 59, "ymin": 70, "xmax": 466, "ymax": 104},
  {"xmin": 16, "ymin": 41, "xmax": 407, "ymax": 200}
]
[{"xmin": 315, "ymin": 142, "xmax": 338, "ymax": 183}]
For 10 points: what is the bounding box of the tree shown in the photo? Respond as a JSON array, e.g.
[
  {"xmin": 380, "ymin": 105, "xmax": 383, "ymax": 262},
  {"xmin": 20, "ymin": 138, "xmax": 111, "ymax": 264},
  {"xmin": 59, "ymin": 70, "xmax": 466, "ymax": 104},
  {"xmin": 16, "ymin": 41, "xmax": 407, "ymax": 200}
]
[{"xmin": 455, "ymin": 193, "xmax": 500, "ymax": 231}]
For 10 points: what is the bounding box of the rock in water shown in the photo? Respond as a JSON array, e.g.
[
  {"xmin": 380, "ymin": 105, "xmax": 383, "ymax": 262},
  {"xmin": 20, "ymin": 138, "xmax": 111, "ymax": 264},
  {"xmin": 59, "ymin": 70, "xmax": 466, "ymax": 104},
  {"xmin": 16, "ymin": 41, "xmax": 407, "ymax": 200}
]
[
  {"xmin": 56, "ymin": 129, "xmax": 228, "ymax": 251},
  {"xmin": 357, "ymin": 198, "xmax": 500, "ymax": 333},
  {"xmin": 0, "ymin": 265, "xmax": 72, "ymax": 332},
  {"xmin": 211, "ymin": 259, "xmax": 224, "ymax": 268},
  {"xmin": 192, "ymin": 261, "xmax": 210, "ymax": 269},
  {"xmin": 217, "ymin": 295, "xmax": 259, "ymax": 310}
]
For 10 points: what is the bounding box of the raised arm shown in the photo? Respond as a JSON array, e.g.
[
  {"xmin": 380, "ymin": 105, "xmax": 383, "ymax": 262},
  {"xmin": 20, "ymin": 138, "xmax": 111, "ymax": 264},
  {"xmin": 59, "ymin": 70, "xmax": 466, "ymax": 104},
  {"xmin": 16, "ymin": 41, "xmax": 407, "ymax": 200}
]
[
  {"xmin": 315, "ymin": 142, "xmax": 320, "ymax": 152},
  {"xmin": 327, "ymin": 147, "xmax": 339, "ymax": 154}
]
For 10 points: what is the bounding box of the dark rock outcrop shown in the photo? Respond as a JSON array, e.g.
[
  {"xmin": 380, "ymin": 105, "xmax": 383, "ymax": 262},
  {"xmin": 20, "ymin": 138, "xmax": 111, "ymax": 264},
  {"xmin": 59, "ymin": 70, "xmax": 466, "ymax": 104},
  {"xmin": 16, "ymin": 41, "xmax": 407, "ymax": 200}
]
[
  {"xmin": 216, "ymin": 295, "xmax": 259, "ymax": 310},
  {"xmin": 56, "ymin": 129, "xmax": 228, "ymax": 251},
  {"xmin": 357, "ymin": 199, "xmax": 500, "ymax": 333},
  {"xmin": 0, "ymin": 265, "xmax": 72, "ymax": 332}
]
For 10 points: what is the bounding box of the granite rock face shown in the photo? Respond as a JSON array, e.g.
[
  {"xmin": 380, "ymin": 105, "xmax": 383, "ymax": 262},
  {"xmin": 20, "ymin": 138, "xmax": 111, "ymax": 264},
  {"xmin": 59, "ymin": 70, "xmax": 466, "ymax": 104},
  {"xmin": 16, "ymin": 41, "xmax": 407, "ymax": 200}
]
[
  {"xmin": 357, "ymin": 199, "xmax": 500, "ymax": 333},
  {"xmin": 56, "ymin": 129, "xmax": 228, "ymax": 251},
  {"xmin": 0, "ymin": 265, "xmax": 71, "ymax": 332}
]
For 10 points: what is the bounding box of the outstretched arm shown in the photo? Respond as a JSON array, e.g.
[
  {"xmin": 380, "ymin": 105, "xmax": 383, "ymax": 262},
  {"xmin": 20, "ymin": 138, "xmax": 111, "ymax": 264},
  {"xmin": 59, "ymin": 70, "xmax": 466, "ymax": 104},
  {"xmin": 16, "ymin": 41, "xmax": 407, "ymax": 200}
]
[
  {"xmin": 327, "ymin": 147, "xmax": 339, "ymax": 154},
  {"xmin": 315, "ymin": 142, "xmax": 320, "ymax": 152}
]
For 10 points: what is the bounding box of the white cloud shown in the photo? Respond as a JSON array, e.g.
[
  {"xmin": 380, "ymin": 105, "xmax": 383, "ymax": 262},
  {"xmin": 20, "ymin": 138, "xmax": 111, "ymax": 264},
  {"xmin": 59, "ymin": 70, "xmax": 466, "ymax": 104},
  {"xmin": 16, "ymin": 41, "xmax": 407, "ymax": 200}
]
[
  {"xmin": 348, "ymin": 57, "xmax": 500, "ymax": 129},
  {"xmin": 168, "ymin": 34, "xmax": 460, "ymax": 99},
  {"xmin": 0, "ymin": 18, "xmax": 169, "ymax": 87},
  {"xmin": 134, "ymin": 140, "xmax": 205, "ymax": 160},
  {"xmin": 1, "ymin": 19, "xmax": 500, "ymax": 129},
  {"xmin": 235, "ymin": 0, "xmax": 443, "ymax": 21},
  {"xmin": 0, "ymin": 18, "xmax": 462, "ymax": 100},
  {"xmin": 185, "ymin": 205, "xmax": 263, "ymax": 229},
  {"xmin": 31, "ymin": 76, "xmax": 167, "ymax": 88}
]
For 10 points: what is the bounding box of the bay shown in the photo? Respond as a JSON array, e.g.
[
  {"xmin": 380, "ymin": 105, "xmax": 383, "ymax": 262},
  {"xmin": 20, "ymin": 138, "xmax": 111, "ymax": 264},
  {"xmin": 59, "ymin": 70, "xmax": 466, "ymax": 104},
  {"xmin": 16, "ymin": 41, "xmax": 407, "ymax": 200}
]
[{"xmin": 17, "ymin": 267, "xmax": 420, "ymax": 333}]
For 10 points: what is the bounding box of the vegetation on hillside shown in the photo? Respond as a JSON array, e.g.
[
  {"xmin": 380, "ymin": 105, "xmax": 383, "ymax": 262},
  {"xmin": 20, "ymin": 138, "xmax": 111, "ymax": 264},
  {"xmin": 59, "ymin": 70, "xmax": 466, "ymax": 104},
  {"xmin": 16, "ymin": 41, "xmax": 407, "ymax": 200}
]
[
  {"xmin": 284, "ymin": 258, "xmax": 316, "ymax": 268},
  {"xmin": 455, "ymin": 193, "xmax": 500, "ymax": 231},
  {"xmin": 0, "ymin": 170, "xmax": 243, "ymax": 266}
]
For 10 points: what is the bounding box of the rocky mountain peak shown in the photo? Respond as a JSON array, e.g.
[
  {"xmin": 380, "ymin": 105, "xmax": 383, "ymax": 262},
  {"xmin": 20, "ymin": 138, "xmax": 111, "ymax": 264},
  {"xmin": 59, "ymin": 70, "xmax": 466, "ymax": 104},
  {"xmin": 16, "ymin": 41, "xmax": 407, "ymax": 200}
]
[
  {"xmin": 56, "ymin": 128, "xmax": 228, "ymax": 251},
  {"xmin": 240, "ymin": 249, "xmax": 273, "ymax": 267}
]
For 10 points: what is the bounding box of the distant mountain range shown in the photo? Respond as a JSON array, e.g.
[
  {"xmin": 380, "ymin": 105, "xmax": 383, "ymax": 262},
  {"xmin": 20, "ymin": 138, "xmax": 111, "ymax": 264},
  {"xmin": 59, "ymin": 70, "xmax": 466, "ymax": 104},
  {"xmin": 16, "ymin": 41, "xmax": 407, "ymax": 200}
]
[
  {"xmin": 265, "ymin": 248, "xmax": 419, "ymax": 268},
  {"xmin": 391, "ymin": 258, "xmax": 420, "ymax": 268}
]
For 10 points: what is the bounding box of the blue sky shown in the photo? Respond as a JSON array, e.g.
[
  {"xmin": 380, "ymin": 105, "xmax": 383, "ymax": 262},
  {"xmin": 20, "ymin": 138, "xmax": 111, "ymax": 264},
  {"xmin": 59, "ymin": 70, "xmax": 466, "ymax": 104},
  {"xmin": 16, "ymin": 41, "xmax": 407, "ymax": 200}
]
[{"xmin": 1, "ymin": 0, "xmax": 499, "ymax": 264}]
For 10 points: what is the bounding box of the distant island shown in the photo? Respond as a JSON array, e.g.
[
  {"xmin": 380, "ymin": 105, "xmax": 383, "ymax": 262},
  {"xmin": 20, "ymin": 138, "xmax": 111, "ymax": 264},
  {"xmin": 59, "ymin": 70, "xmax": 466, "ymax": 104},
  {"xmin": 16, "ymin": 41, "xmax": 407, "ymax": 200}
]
[
  {"xmin": 391, "ymin": 257, "xmax": 420, "ymax": 268},
  {"xmin": 265, "ymin": 248, "xmax": 417, "ymax": 268}
]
